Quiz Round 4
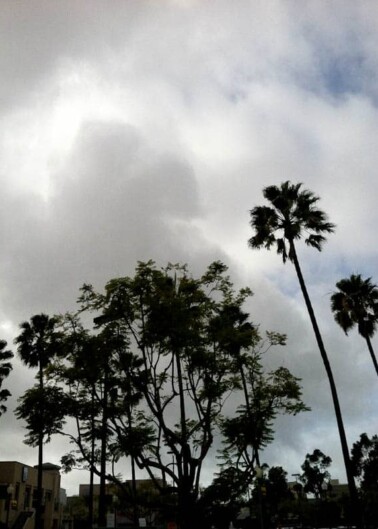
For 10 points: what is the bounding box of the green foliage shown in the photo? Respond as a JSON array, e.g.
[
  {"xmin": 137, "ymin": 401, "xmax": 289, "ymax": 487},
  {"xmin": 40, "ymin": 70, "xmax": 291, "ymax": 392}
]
[
  {"xmin": 331, "ymin": 274, "xmax": 378, "ymax": 339},
  {"xmin": 267, "ymin": 466, "xmax": 292, "ymax": 506},
  {"xmin": 0, "ymin": 340, "xmax": 13, "ymax": 416},
  {"xmin": 300, "ymin": 449, "xmax": 332, "ymax": 498},
  {"xmin": 14, "ymin": 313, "xmax": 64, "ymax": 529},
  {"xmin": 220, "ymin": 323, "xmax": 308, "ymax": 476},
  {"xmin": 351, "ymin": 433, "xmax": 378, "ymax": 525},
  {"xmin": 351, "ymin": 433, "xmax": 378, "ymax": 490},
  {"xmin": 201, "ymin": 466, "xmax": 249, "ymax": 505},
  {"xmin": 14, "ymin": 259, "xmax": 312, "ymax": 529},
  {"xmin": 14, "ymin": 313, "xmax": 65, "ymax": 443},
  {"xmin": 15, "ymin": 385, "xmax": 66, "ymax": 445},
  {"xmin": 15, "ymin": 313, "xmax": 64, "ymax": 371},
  {"xmin": 248, "ymin": 181, "xmax": 335, "ymax": 263},
  {"xmin": 331, "ymin": 274, "xmax": 378, "ymax": 375},
  {"xmin": 75, "ymin": 260, "xmax": 260, "ymax": 529}
]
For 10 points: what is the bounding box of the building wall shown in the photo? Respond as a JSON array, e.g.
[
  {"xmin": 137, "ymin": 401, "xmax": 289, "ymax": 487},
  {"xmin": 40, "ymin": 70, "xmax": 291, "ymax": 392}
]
[{"xmin": 0, "ymin": 461, "xmax": 62, "ymax": 529}]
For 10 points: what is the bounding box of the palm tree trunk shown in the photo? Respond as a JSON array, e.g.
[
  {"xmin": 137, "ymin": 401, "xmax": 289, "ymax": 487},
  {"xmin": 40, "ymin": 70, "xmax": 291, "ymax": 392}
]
[
  {"xmin": 98, "ymin": 373, "xmax": 108, "ymax": 528},
  {"xmin": 365, "ymin": 335, "xmax": 378, "ymax": 376},
  {"xmin": 131, "ymin": 455, "xmax": 138, "ymax": 526},
  {"xmin": 89, "ymin": 385, "xmax": 95, "ymax": 529},
  {"xmin": 289, "ymin": 241, "xmax": 360, "ymax": 523},
  {"xmin": 36, "ymin": 431, "xmax": 43, "ymax": 529},
  {"xmin": 36, "ymin": 365, "xmax": 44, "ymax": 529}
]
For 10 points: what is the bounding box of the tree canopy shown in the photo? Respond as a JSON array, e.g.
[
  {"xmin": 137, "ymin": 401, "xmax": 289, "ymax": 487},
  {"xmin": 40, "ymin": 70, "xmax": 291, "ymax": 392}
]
[
  {"xmin": 331, "ymin": 274, "xmax": 378, "ymax": 376},
  {"xmin": 0, "ymin": 340, "xmax": 13, "ymax": 417}
]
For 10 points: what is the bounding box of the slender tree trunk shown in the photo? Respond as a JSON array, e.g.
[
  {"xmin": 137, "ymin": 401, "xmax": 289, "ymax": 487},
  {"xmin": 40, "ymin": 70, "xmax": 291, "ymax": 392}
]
[
  {"xmin": 175, "ymin": 351, "xmax": 190, "ymax": 485},
  {"xmin": 98, "ymin": 373, "xmax": 108, "ymax": 528},
  {"xmin": 89, "ymin": 460, "xmax": 94, "ymax": 529},
  {"xmin": 289, "ymin": 242, "xmax": 360, "ymax": 525},
  {"xmin": 365, "ymin": 335, "xmax": 378, "ymax": 376},
  {"xmin": 88, "ymin": 385, "xmax": 95, "ymax": 529},
  {"xmin": 36, "ymin": 431, "xmax": 43, "ymax": 529},
  {"xmin": 239, "ymin": 360, "xmax": 259, "ymax": 469},
  {"xmin": 175, "ymin": 351, "xmax": 196, "ymax": 529},
  {"xmin": 131, "ymin": 455, "xmax": 138, "ymax": 526},
  {"xmin": 36, "ymin": 365, "xmax": 44, "ymax": 529}
]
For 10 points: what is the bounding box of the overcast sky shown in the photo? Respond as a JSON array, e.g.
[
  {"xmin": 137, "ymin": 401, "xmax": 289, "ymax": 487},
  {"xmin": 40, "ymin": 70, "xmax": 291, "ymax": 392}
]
[{"xmin": 1, "ymin": 0, "xmax": 378, "ymax": 496}]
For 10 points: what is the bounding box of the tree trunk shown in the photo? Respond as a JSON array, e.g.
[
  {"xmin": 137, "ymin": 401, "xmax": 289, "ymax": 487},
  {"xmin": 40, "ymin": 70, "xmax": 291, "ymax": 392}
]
[
  {"xmin": 36, "ymin": 431, "xmax": 43, "ymax": 529},
  {"xmin": 88, "ymin": 386, "xmax": 95, "ymax": 529},
  {"xmin": 131, "ymin": 455, "xmax": 138, "ymax": 526},
  {"xmin": 98, "ymin": 374, "xmax": 108, "ymax": 528},
  {"xmin": 289, "ymin": 241, "xmax": 360, "ymax": 525},
  {"xmin": 36, "ymin": 365, "xmax": 44, "ymax": 529},
  {"xmin": 177, "ymin": 485, "xmax": 197, "ymax": 529},
  {"xmin": 365, "ymin": 335, "xmax": 378, "ymax": 377}
]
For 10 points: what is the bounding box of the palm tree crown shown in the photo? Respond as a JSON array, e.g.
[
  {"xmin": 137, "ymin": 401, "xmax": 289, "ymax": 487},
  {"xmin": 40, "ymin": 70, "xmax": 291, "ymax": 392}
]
[
  {"xmin": 0, "ymin": 340, "xmax": 13, "ymax": 416},
  {"xmin": 15, "ymin": 313, "xmax": 61, "ymax": 371},
  {"xmin": 331, "ymin": 274, "xmax": 378, "ymax": 377},
  {"xmin": 248, "ymin": 181, "xmax": 335, "ymax": 262},
  {"xmin": 331, "ymin": 274, "xmax": 378, "ymax": 338}
]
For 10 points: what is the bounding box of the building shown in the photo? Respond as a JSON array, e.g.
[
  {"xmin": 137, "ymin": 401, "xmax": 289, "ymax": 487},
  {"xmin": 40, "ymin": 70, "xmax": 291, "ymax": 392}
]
[
  {"xmin": 77, "ymin": 478, "xmax": 165, "ymax": 527},
  {"xmin": 0, "ymin": 461, "xmax": 63, "ymax": 529},
  {"xmin": 327, "ymin": 479, "xmax": 349, "ymax": 500}
]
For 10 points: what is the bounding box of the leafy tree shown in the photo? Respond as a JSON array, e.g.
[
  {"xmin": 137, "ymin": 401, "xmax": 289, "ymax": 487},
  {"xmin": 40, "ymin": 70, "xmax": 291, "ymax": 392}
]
[
  {"xmin": 351, "ymin": 433, "xmax": 378, "ymax": 490},
  {"xmin": 0, "ymin": 340, "xmax": 13, "ymax": 417},
  {"xmin": 52, "ymin": 316, "xmax": 134, "ymax": 528},
  {"xmin": 220, "ymin": 328, "xmax": 308, "ymax": 485},
  {"xmin": 77, "ymin": 260, "xmax": 254, "ymax": 529},
  {"xmin": 199, "ymin": 467, "xmax": 247, "ymax": 529},
  {"xmin": 265, "ymin": 466, "xmax": 293, "ymax": 521},
  {"xmin": 351, "ymin": 432, "xmax": 378, "ymax": 525},
  {"xmin": 202, "ymin": 466, "xmax": 250, "ymax": 506},
  {"xmin": 248, "ymin": 181, "xmax": 358, "ymax": 510},
  {"xmin": 16, "ymin": 385, "xmax": 66, "ymax": 444},
  {"xmin": 14, "ymin": 313, "xmax": 64, "ymax": 529},
  {"xmin": 331, "ymin": 274, "xmax": 378, "ymax": 376},
  {"xmin": 300, "ymin": 449, "xmax": 332, "ymax": 499}
]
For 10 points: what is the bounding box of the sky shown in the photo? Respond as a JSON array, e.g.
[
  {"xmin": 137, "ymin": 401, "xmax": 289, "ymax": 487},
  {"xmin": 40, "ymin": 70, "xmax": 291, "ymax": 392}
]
[{"xmin": 1, "ymin": 0, "xmax": 378, "ymax": 497}]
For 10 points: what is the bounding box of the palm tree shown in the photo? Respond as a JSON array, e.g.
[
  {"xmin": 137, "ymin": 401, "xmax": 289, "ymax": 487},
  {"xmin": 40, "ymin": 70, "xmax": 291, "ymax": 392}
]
[
  {"xmin": 14, "ymin": 313, "xmax": 62, "ymax": 529},
  {"xmin": 0, "ymin": 340, "xmax": 13, "ymax": 417},
  {"xmin": 248, "ymin": 181, "xmax": 359, "ymax": 516},
  {"xmin": 331, "ymin": 274, "xmax": 378, "ymax": 376}
]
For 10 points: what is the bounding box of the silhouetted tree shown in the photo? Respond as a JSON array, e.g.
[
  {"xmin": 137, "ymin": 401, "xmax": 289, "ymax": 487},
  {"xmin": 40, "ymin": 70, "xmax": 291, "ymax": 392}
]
[
  {"xmin": 78, "ymin": 260, "xmax": 253, "ymax": 529},
  {"xmin": 220, "ymin": 324, "xmax": 308, "ymax": 483},
  {"xmin": 248, "ymin": 181, "xmax": 359, "ymax": 513},
  {"xmin": 14, "ymin": 313, "xmax": 63, "ymax": 529},
  {"xmin": 54, "ymin": 316, "xmax": 133, "ymax": 529},
  {"xmin": 199, "ymin": 467, "xmax": 247, "ymax": 529},
  {"xmin": 0, "ymin": 340, "xmax": 13, "ymax": 417},
  {"xmin": 351, "ymin": 432, "xmax": 378, "ymax": 525},
  {"xmin": 352, "ymin": 433, "xmax": 378, "ymax": 490},
  {"xmin": 301, "ymin": 449, "xmax": 331, "ymax": 499},
  {"xmin": 331, "ymin": 274, "xmax": 378, "ymax": 376},
  {"xmin": 266, "ymin": 466, "xmax": 292, "ymax": 519}
]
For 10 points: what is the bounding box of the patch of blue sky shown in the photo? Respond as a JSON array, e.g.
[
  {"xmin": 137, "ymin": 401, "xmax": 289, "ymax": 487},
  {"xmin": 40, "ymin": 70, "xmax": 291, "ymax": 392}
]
[
  {"xmin": 266, "ymin": 270, "xmax": 300, "ymax": 299},
  {"xmin": 285, "ymin": 52, "xmax": 367, "ymax": 102},
  {"xmin": 331, "ymin": 256, "xmax": 378, "ymax": 285},
  {"xmin": 294, "ymin": 28, "xmax": 371, "ymax": 101},
  {"xmin": 319, "ymin": 54, "xmax": 366, "ymax": 97}
]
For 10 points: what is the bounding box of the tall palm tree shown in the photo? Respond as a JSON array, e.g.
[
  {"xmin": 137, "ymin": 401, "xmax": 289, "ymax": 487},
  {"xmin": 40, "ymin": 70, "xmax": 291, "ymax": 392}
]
[
  {"xmin": 331, "ymin": 274, "xmax": 378, "ymax": 376},
  {"xmin": 14, "ymin": 313, "xmax": 62, "ymax": 529},
  {"xmin": 0, "ymin": 340, "xmax": 13, "ymax": 417},
  {"xmin": 248, "ymin": 181, "xmax": 359, "ymax": 514}
]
